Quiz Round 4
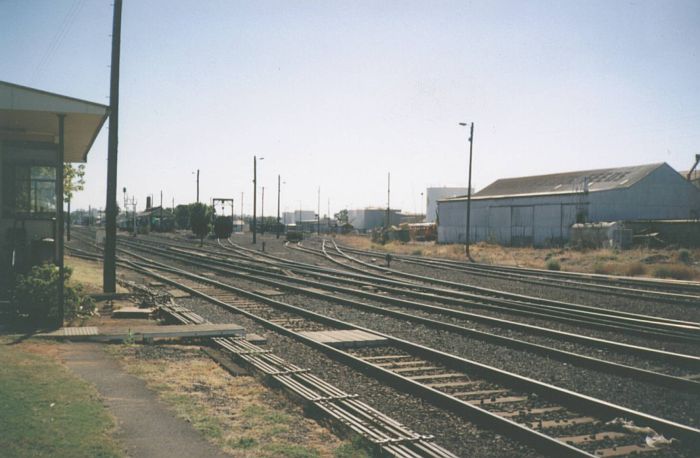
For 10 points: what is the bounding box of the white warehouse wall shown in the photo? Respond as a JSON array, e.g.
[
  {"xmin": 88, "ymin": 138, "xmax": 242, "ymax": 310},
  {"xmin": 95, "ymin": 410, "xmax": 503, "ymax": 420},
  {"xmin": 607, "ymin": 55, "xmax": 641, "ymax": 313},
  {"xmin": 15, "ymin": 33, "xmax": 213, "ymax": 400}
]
[{"xmin": 437, "ymin": 164, "xmax": 700, "ymax": 246}]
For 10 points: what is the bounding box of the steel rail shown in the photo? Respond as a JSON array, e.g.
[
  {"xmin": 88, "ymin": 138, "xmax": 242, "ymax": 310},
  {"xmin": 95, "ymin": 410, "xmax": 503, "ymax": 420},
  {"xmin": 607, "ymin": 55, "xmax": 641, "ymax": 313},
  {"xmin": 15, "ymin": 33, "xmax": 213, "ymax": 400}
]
[
  {"xmin": 334, "ymin": 242, "xmax": 700, "ymax": 298},
  {"xmin": 101, "ymin": 240, "xmax": 700, "ymax": 392},
  {"xmin": 109, "ymin": 237, "xmax": 700, "ymax": 361},
  {"xmin": 129, "ymin": 236, "xmax": 697, "ymax": 341},
  {"xmin": 318, "ymin": 240, "xmax": 700, "ymax": 338},
  {"xmin": 340, "ymin": 244, "xmax": 700, "ymax": 305},
  {"xmin": 284, "ymin": 241, "xmax": 700, "ymax": 342},
  {"xmin": 100, "ymin": 245, "xmax": 700, "ymax": 456}
]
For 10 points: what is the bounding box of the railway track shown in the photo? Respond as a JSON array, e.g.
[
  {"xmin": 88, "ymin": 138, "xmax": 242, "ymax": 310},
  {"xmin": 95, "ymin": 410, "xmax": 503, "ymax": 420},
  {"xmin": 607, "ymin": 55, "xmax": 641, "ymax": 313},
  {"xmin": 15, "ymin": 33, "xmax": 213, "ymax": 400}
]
[
  {"xmin": 283, "ymin": 239, "xmax": 700, "ymax": 343},
  {"xmin": 67, "ymin": 234, "xmax": 700, "ymax": 457},
  {"xmin": 92, "ymin": 234, "xmax": 700, "ymax": 392},
  {"xmin": 122, "ymin": 278, "xmax": 456, "ymax": 457},
  {"xmin": 331, "ymin": 242, "xmax": 700, "ymax": 304}
]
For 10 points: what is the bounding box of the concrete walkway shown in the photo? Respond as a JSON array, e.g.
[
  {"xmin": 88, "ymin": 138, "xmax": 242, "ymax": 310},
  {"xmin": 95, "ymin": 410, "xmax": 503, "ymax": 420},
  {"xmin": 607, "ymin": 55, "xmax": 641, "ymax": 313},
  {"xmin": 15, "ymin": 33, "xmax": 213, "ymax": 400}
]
[{"xmin": 60, "ymin": 342, "xmax": 229, "ymax": 458}]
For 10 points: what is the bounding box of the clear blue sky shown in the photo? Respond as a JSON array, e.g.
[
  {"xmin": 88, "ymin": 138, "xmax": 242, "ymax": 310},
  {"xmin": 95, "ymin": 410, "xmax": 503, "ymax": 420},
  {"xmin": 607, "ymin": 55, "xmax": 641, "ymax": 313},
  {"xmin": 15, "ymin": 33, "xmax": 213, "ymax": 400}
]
[{"xmin": 2, "ymin": 0, "xmax": 699, "ymax": 216}]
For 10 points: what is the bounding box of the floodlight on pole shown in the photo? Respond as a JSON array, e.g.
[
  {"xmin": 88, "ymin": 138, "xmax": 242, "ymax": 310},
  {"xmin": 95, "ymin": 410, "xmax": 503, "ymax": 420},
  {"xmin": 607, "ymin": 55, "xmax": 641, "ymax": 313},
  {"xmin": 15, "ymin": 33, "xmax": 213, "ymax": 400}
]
[{"xmin": 459, "ymin": 122, "xmax": 475, "ymax": 261}]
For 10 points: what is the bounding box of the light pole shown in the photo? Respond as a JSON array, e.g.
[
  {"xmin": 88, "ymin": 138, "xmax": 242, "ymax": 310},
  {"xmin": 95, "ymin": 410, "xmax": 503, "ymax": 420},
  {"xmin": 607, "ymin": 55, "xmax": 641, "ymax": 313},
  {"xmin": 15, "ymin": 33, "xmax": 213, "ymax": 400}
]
[
  {"xmin": 459, "ymin": 122, "xmax": 475, "ymax": 261},
  {"xmin": 386, "ymin": 172, "xmax": 391, "ymax": 229},
  {"xmin": 276, "ymin": 175, "xmax": 282, "ymax": 239},
  {"xmin": 192, "ymin": 169, "xmax": 200, "ymax": 203},
  {"xmin": 253, "ymin": 156, "xmax": 264, "ymax": 243}
]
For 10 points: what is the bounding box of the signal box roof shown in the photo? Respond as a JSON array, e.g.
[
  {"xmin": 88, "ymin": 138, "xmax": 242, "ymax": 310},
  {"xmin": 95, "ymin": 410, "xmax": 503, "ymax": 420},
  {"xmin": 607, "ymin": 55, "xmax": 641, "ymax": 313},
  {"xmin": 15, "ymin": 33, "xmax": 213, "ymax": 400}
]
[{"xmin": 0, "ymin": 81, "xmax": 109, "ymax": 162}]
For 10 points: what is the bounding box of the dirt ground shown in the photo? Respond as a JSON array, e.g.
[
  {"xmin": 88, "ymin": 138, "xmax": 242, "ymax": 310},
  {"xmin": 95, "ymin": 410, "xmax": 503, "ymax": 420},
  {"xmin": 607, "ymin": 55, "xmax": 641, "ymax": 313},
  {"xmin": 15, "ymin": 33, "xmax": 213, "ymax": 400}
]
[{"xmin": 336, "ymin": 234, "xmax": 700, "ymax": 281}]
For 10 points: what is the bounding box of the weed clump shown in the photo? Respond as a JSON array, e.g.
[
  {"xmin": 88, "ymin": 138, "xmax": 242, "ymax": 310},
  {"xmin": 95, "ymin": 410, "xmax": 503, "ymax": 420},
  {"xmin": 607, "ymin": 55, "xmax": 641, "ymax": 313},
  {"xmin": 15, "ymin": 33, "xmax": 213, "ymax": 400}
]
[
  {"xmin": 593, "ymin": 262, "xmax": 615, "ymax": 275},
  {"xmin": 545, "ymin": 259, "xmax": 561, "ymax": 271},
  {"xmin": 624, "ymin": 262, "xmax": 647, "ymax": 277},
  {"xmin": 677, "ymin": 249, "xmax": 692, "ymax": 265},
  {"xmin": 653, "ymin": 265, "xmax": 696, "ymax": 280}
]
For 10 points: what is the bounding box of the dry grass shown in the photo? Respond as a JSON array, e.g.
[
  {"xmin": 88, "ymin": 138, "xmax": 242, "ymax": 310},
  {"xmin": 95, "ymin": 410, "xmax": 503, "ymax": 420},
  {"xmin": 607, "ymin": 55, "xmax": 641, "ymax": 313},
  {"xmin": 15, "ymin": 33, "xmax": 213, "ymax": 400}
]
[
  {"xmin": 65, "ymin": 255, "xmax": 128, "ymax": 294},
  {"xmin": 335, "ymin": 235, "xmax": 700, "ymax": 281},
  {"xmin": 110, "ymin": 345, "xmax": 368, "ymax": 457}
]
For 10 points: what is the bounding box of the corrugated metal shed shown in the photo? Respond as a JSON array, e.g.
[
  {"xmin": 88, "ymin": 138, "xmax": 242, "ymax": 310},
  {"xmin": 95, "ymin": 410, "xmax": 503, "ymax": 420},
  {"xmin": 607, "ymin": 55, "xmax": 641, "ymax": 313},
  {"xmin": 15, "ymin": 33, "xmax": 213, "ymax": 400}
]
[
  {"xmin": 437, "ymin": 162, "xmax": 700, "ymax": 247},
  {"xmin": 448, "ymin": 163, "xmax": 663, "ymax": 201}
]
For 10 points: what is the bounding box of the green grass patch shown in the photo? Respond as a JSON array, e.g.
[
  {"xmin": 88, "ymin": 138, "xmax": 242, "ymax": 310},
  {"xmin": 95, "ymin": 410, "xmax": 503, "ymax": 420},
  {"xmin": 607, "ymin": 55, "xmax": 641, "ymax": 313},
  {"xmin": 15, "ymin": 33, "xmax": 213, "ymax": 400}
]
[{"xmin": 0, "ymin": 337, "xmax": 121, "ymax": 458}]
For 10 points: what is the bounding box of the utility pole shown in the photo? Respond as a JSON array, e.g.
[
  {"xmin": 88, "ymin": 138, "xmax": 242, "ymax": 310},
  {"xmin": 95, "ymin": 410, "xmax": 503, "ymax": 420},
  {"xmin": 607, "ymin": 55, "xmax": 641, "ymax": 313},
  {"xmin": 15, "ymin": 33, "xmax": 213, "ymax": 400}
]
[
  {"xmin": 459, "ymin": 122, "xmax": 475, "ymax": 261},
  {"xmin": 317, "ymin": 186, "xmax": 321, "ymax": 235},
  {"xmin": 56, "ymin": 114, "xmax": 65, "ymax": 326},
  {"xmin": 276, "ymin": 174, "xmax": 281, "ymax": 239},
  {"xmin": 252, "ymin": 156, "xmax": 257, "ymax": 244},
  {"xmin": 261, "ymin": 186, "xmax": 265, "ymax": 234},
  {"xmin": 386, "ymin": 172, "xmax": 391, "ymax": 229},
  {"xmin": 103, "ymin": 0, "xmax": 122, "ymax": 293},
  {"xmin": 196, "ymin": 169, "xmax": 200, "ymax": 203}
]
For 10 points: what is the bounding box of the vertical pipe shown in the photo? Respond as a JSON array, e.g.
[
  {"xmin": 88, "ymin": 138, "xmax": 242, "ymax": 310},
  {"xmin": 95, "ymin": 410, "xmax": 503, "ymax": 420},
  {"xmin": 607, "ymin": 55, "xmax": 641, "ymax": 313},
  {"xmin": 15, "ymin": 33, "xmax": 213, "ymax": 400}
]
[
  {"xmin": 103, "ymin": 0, "xmax": 122, "ymax": 293},
  {"xmin": 466, "ymin": 122, "xmax": 474, "ymax": 261},
  {"xmin": 276, "ymin": 174, "xmax": 281, "ymax": 239},
  {"xmin": 56, "ymin": 114, "xmax": 66, "ymax": 327}
]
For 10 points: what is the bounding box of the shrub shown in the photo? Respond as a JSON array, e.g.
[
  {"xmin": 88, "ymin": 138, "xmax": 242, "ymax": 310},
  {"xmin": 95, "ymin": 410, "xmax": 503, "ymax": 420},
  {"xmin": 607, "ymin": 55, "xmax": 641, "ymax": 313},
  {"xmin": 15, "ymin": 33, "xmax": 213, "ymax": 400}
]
[
  {"xmin": 653, "ymin": 265, "xmax": 696, "ymax": 281},
  {"xmin": 624, "ymin": 262, "xmax": 647, "ymax": 277},
  {"xmin": 545, "ymin": 259, "xmax": 561, "ymax": 271},
  {"xmin": 677, "ymin": 249, "xmax": 692, "ymax": 265},
  {"xmin": 13, "ymin": 263, "xmax": 95, "ymax": 324},
  {"xmin": 411, "ymin": 249, "xmax": 423, "ymax": 256},
  {"xmin": 593, "ymin": 262, "xmax": 616, "ymax": 275}
]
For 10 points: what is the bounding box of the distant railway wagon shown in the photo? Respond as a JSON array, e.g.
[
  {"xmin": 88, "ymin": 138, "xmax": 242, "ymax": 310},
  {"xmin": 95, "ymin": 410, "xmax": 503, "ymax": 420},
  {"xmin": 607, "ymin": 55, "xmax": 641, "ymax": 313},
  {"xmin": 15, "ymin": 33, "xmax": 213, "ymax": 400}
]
[
  {"xmin": 0, "ymin": 81, "xmax": 108, "ymax": 322},
  {"xmin": 285, "ymin": 224, "xmax": 303, "ymax": 242}
]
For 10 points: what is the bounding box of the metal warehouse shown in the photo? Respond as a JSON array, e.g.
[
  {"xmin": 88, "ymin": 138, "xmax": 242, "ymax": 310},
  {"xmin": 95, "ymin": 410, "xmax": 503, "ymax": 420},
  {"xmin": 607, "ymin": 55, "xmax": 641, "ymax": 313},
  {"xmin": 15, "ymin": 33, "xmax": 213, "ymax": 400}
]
[{"xmin": 437, "ymin": 162, "xmax": 700, "ymax": 246}]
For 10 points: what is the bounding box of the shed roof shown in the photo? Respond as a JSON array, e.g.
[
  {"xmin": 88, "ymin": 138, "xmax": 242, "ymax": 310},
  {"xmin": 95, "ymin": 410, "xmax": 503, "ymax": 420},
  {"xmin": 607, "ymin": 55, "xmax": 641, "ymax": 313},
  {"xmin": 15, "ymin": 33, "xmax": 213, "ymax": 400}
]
[
  {"xmin": 444, "ymin": 163, "xmax": 665, "ymax": 201},
  {"xmin": 0, "ymin": 81, "xmax": 109, "ymax": 162}
]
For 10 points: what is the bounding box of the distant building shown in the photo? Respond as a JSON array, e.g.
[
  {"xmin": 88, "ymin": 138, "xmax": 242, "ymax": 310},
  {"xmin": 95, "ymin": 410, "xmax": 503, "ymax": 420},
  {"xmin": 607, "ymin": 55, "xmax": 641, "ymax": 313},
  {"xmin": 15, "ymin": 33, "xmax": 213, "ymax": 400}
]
[
  {"xmin": 426, "ymin": 187, "xmax": 470, "ymax": 222},
  {"xmin": 437, "ymin": 163, "xmax": 700, "ymax": 247},
  {"xmin": 347, "ymin": 208, "xmax": 402, "ymax": 231},
  {"xmin": 283, "ymin": 210, "xmax": 315, "ymax": 225}
]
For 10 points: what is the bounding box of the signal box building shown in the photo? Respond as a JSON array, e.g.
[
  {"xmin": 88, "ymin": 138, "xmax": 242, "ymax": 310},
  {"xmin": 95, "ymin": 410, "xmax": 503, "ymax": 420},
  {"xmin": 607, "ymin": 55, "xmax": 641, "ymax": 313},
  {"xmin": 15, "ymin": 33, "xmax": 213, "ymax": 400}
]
[
  {"xmin": 0, "ymin": 81, "xmax": 108, "ymax": 311},
  {"xmin": 437, "ymin": 163, "xmax": 700, "ymax": 247}
]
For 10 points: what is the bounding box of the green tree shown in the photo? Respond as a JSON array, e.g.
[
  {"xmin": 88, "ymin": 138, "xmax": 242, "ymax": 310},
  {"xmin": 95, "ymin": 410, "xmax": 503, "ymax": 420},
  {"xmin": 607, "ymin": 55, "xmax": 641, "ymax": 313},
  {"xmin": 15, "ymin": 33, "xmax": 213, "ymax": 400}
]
[
  {"xmin": 175, "ymin": 204, "xmax": 190, "ymax": 229},
  {"xmin": 64, "ymin": 164, "xmax": 86, "ymax": 240},
  {"xmin": 334, "ymin": 209, "xmax": 349, "ymax": 224},
  {"xmin": 189, "ymin": 203, "xmax": 212, "ymax": 246}
]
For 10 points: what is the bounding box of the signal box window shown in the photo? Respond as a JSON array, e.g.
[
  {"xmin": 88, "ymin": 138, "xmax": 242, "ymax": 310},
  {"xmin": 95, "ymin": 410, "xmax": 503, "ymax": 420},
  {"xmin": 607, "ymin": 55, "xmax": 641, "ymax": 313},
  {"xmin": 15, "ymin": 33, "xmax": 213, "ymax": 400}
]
[{"xmin": 2, "ymin": 165, "xmax": 57, "ymax": 217}]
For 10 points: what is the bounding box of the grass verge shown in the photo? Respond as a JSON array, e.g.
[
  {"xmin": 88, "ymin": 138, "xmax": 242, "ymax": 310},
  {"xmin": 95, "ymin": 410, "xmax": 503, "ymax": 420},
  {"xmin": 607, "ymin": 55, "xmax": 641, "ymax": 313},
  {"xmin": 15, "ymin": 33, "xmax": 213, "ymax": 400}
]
[
  {"xmin": 0, "ymin": 336, "xmax": 121, "ymax": 458},
  {"xmin": 109, "ymin": 344, "xmax": 371, "ymax": 457}
]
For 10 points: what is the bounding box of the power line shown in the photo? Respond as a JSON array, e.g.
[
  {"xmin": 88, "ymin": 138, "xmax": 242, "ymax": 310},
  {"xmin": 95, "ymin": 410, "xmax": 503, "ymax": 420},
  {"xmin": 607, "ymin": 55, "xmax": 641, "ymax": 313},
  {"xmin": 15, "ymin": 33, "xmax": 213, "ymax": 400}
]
[{"xmin": 31, "ymin": 0, "xmax": 86, "ymax": 85}]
